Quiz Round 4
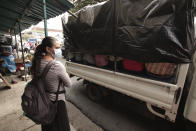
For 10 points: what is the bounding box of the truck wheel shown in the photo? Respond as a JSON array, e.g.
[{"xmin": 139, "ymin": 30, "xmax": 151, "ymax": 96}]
[
  {"xmin": 184, "ymin": 120, "xmax": 196, "ymax": 131},
  {"xmin": 86, "ymin": 84, "xmax": 104, "ymax": 102}
]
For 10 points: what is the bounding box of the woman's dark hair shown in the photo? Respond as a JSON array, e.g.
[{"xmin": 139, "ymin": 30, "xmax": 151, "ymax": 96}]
[{"xmin": 30, "ymin": 36, "xmax": 56, "ymax": 76}]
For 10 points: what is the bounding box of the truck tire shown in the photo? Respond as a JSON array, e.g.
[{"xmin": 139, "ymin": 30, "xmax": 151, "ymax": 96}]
[
  {"xmin": 86, "ymin": 83, "xmax": 104, "ymax": 102},
  {"xmin": 185, "ymin": 120, "xmax": 196, "ymax": 131}
]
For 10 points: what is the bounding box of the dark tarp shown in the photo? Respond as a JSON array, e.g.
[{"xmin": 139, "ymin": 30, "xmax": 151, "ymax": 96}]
[{"xmin": 62, "ymin": 0, "xmax": 195, "ymax": 63}]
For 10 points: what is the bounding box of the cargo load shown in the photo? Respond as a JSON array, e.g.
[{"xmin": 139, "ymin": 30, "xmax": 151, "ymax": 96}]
[{"xmin": 62, "ymin": 0, "xmax": 195, "ymax": 63}]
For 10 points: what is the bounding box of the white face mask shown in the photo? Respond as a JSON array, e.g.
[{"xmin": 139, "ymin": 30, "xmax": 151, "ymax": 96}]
[{"xmin": 54, "ymin": 48, "xmax": 62, "ymax": 57}]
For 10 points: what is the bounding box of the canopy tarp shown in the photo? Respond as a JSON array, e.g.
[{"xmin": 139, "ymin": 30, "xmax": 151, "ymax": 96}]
[{"xmin": 0, "ymin": 0, "xmax": 74, "ymax": 35}]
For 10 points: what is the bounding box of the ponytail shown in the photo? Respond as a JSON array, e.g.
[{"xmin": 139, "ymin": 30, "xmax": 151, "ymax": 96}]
[{"xmin": 30, "ymin": 36, "xmax": 56, "ymax": 76}]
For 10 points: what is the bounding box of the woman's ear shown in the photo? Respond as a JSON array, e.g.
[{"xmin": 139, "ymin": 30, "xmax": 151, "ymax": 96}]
[{"xmin": 46, "ymin": 46, "xmax": 50, "ymax": 53}]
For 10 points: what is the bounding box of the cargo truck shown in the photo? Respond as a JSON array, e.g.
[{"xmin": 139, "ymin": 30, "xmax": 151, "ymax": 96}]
[{"xmin": 62, "ymin": 0, "xmax": 196, "ymax": 130}]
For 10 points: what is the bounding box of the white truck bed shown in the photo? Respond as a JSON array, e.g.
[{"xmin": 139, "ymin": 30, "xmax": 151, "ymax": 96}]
[{"xmin": 66, "ymin": 61, "xmax": 189, "ymax": 122}]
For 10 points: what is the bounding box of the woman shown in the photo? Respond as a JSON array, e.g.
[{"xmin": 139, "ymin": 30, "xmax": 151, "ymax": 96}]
[{"xmin": 31, "ymin": 36, "xmax": 72, "ymax": 131}]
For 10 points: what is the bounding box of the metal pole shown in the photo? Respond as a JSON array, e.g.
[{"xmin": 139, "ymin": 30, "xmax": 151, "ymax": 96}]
[
  {"xmin": 67, "ymin": 10, "xmax": 78, "ymax": 19},
  {"xmin": 43, "ymin": 0, "xmax": 48, "ymax": 37},
  {"xmin": 18, "ymin": 22, "xmax": 27, "ymax": 81},
  {"xmin": 114, "ymin": 57, "xmax": 117, "ymax": 72},
  {"xmin": 112, "ymin": 0, "xmax": 117, "ymax": 61},
  {"xmin": 14, "ymin": 29, "xmax": 19, "ymax": 58}
]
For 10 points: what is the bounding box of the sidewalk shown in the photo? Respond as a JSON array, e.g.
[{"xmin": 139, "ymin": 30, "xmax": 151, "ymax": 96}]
[{"xmin": 0, "ymin": 78, "xmax": 76, "ymax": 131}]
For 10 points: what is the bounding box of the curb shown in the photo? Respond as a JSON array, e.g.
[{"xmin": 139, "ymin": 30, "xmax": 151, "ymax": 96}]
[{"xmin": 70, "ymin": 124, "xmax": 76, "ymax": 131}]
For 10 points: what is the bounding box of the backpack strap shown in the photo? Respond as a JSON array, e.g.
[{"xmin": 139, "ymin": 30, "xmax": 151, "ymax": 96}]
[
  {"xmin": 55, "ymin": 80, "xmax": 62, "ymax": 103},
  {"xmin": 41, "ymin": 60, "xmax": 55, "ymax": 78},
  {"xmin": 46, "ymin": 90, "xmax": 65, "ymax": 94},
  {"xmin": 40, "ymin": 60, "xmax": 64, "ymax": 102}
]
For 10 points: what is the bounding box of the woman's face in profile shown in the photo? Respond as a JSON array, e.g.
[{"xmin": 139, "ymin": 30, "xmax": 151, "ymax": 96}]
[{"xmin": 46, "ymin": 41, "xmax": 61, "ymax": 57}]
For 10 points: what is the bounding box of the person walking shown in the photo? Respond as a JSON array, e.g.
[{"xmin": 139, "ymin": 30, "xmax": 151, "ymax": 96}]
[{"xmin": 30, "ymin": 36, "xmax": 72, "ymax": 131}]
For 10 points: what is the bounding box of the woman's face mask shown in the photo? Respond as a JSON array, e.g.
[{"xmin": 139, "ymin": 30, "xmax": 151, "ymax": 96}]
[
  {"xmin": 54, "ymin": 48, "xmax": 62, "ymax": 57},
  {"xmin": 47, "ymin": 42, "xmax": 61, "ymax": 58}
]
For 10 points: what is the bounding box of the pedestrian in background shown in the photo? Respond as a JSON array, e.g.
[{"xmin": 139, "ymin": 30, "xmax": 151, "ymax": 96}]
[{"xmin": 34, "ymin": 43, "xmax": 38, "ymax": 51}]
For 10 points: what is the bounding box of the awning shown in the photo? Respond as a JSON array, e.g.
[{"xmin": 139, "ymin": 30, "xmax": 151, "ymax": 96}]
[{"xmin": 0, "ymin": 0, "xmax": 74, "ymax": 35}]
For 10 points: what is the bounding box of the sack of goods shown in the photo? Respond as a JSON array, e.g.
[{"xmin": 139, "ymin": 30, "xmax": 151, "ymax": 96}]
[
  {"xmin": 145, "ymin": 63, "xmax": 177, "ymax": 78},
  {"xmin": 95, "ymin": 55, "xmax": 108, "ymax": 67},
  {"xmin": 122, "ymin": 59, "xmax": 144, "ymax": 72}
]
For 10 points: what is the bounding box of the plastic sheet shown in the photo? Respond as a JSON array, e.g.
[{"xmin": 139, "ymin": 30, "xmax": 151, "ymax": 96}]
[
  {"xmin": 63, "ymin": 0, "xmax": 195, "ymax": 63},
  {"xmin": 1, "ymin": 55, "xmax": 16, "ymax": 73}
]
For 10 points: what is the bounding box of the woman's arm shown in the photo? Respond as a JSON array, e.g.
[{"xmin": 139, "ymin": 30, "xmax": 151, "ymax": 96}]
[{"xmin": 56, "ymin": 62, "xmax": 72, "ymax": 88}]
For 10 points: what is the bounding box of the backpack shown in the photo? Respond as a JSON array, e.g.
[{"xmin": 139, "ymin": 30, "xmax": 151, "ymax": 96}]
[{"xmin": 21, "ymin": 60, "xmax": 61, "ymax": 125}]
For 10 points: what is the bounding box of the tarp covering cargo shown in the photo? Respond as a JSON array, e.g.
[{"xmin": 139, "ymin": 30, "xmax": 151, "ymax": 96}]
[{"xmin": 62, "ymin": 0, "xmax": 195, "ymax": 63}]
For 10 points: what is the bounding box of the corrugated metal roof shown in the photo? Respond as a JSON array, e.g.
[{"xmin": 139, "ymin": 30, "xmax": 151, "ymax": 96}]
[{"xmin": 0, "ymin": 0, "xmax": 74, "ymax": 35}]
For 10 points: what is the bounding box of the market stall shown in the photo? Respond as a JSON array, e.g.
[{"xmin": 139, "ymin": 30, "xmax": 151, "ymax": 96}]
[{"xmin": 0, "ymin": 0, "xmax": 74, "ymax": 88}]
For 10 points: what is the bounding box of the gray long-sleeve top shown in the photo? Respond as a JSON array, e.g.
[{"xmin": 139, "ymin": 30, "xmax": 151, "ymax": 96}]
[{"xmin": 38, "ymin": 59, "xmax": 72, "ymax": 102}]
